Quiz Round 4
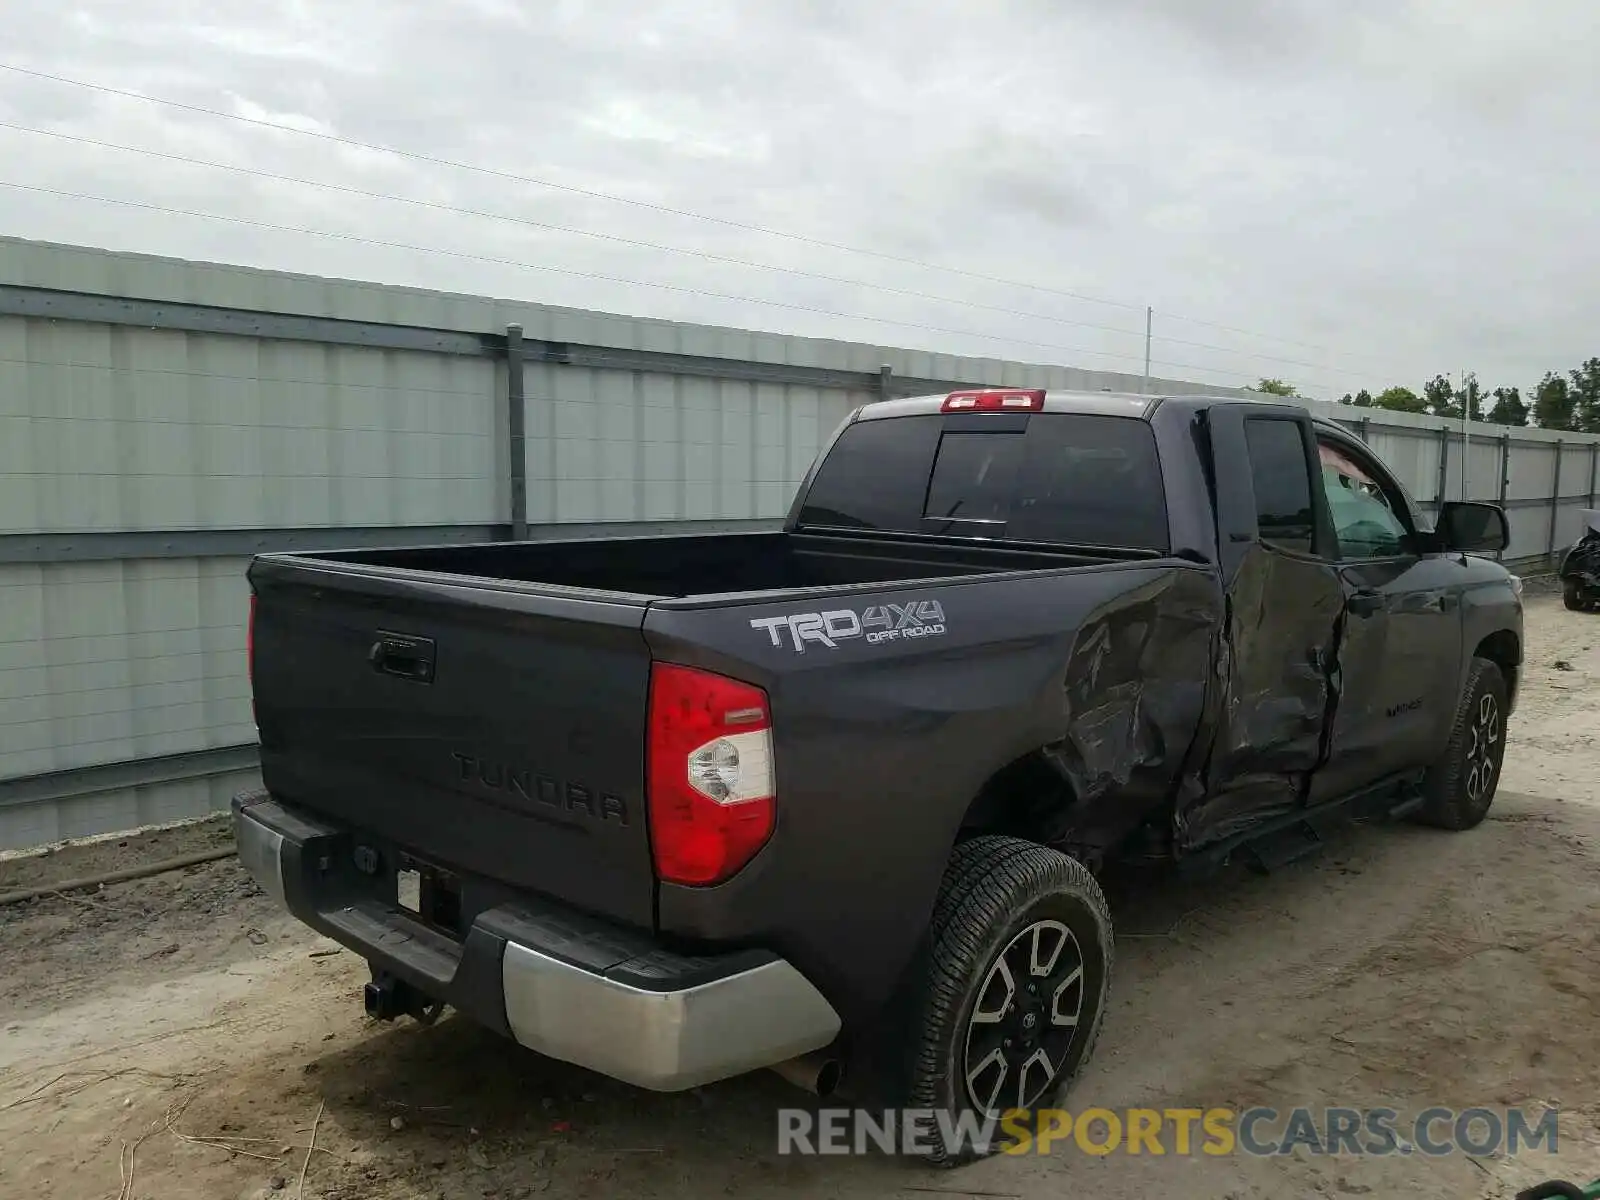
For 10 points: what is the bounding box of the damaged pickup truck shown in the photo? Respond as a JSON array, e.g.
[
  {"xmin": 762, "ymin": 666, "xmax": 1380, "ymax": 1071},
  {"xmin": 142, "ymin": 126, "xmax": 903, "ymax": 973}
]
[
  {"xmin": 1561, "ymin": 509, "xmax": 1600, "ymax": 611},
  {"xmin": 234, "ymin": 390, "xmax": 1522, "ymax": 1163}
]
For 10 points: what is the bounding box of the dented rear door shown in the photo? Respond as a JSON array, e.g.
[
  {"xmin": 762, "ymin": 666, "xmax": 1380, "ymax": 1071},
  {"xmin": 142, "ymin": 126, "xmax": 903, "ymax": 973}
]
[{"xmin": 1176, "ymin": 404, "xmax": 1345, "ymax": 852}]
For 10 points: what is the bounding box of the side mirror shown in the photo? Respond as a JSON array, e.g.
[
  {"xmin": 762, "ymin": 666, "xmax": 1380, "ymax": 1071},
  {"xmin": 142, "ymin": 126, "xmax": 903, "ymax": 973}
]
[{"xmin": 1437, "ymin": 501, "xmax": 1509, "ymax": 554}]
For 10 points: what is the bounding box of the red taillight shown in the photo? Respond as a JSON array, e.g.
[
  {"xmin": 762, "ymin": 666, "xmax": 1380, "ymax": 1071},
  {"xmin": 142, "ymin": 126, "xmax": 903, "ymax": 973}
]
[
  {"xmin": 646, "ymin": 664, "xmax": 775, "ymax": 887},
  {"xmin": 942, "ymin": 388, "xmax": 1045, "ymax": 413}
]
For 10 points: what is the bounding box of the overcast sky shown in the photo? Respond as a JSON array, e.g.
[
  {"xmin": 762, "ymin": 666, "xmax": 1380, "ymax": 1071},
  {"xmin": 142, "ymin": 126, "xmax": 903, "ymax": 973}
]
[{"xmin": 1, "ymin": 0, "xmax": 1596, "ymax": 400}]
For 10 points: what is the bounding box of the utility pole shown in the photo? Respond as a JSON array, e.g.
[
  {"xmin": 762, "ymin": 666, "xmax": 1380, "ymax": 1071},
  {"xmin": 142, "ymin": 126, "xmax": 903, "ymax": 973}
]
[
  {"xmin": 1461, "ymin": 369, "xmax": 1473, "ymax": 501},
  {"xmin": 1143, "ymin": 307, "xmax": 1152, "ymax": 395}
]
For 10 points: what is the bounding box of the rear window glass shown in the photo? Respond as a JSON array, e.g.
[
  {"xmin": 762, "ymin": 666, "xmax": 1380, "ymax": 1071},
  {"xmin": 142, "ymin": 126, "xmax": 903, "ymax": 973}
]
[
  {"xmin": 924, "ymin": 431, "xmax": 1026, "ymax": 524},
  {"xmin": 795, "ymin": 414, "xmax": 943, "ymax": 530},
  {"xmin": 1008, "ymin": 416, "xmax": 1167, "ymax": 548},
  {"xmin": 798, "ymin": 412, "xmax": 1168, "ymax": 550}
]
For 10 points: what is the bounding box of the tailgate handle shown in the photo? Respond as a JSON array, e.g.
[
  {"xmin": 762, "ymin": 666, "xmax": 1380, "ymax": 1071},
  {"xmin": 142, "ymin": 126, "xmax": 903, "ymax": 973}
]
[{"xmin": 370, "ymin": 633, "xmax": 436, "ymax": 683}]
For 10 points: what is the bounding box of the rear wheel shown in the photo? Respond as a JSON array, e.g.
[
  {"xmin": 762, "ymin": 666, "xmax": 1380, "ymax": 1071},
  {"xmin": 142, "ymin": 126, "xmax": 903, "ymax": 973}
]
[
  {"xmin": 1564, "ymin": 580, "xmax": 1585, "ymax": 611},
  {"xmin": 1414, "ymin": 657, "xmax": 1507, "ymax": 831},
  {"xmin": 900, "ymin": 836, "xmax": 1112, "ymax": 1166}
]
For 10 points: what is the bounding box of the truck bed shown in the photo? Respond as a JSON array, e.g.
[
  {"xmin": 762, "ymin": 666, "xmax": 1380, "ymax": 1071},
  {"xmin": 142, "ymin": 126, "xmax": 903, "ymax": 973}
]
[
  {"xmin": 247, "ymin": 529, "xmax": 1160, "ymax": 938},
  {"xmin": 312, "ymin": 530, "xmax": 1143, "ymax": 600}
]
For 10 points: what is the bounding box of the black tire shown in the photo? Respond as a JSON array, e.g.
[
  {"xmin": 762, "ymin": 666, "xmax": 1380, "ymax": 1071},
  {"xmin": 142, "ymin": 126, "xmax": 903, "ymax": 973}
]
[
  {"xmin": 1414, "ymin": 657, "xmax": 1507, "ymax": 830},
  {"xmin": 900, "ymin": 836, "xmax": 1112, "ymax": 1167},
  {"xmin": 1564, "ymin": 580, "xmax": 1585, "ymax": 612}
]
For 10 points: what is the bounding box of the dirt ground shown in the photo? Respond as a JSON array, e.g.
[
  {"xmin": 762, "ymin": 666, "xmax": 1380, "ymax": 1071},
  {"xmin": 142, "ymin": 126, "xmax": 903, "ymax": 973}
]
[{"xmin": 3, "ymin": 586, "xmax": 1598, "ymax": 1200}]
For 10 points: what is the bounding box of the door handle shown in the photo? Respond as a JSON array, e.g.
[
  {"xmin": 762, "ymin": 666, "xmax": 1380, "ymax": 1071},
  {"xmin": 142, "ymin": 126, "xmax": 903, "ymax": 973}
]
[
  {"xmin": 1347, "ymin": 590, "xmax": 1384, "ymax": 617},
  {"xmin": 370, "ymin": 632, "xmax": 436, "ymax": 683}
]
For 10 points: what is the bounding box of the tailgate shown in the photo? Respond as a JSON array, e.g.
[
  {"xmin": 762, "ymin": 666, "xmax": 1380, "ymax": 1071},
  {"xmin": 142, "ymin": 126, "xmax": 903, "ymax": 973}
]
[{"xmin": 248, "ymin": 556, "xmax": 656, "ymax": 929}]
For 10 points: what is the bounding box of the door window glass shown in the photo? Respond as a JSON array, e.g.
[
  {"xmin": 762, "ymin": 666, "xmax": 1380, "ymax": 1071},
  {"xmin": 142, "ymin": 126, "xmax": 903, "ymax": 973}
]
[
  {"xmin": 1244, "ymin": 418, "xmax": 1316, "ymax": 554},
  {"xmin": 1318, "ymin": 442, "xmax": 1410, "ymax": 558}
]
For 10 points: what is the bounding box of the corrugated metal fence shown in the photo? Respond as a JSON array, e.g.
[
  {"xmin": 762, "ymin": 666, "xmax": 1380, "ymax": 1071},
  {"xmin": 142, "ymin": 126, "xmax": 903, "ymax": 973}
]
[{"xmin": 2, "ymin": 236, "xmax": 1597, "ymax": 849}]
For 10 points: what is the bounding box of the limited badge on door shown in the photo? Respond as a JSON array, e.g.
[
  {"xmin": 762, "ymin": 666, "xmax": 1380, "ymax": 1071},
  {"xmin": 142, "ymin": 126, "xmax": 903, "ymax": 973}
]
[{"xmin": 397, "ymin": 867, "xmax": 422, "ymax": 913}]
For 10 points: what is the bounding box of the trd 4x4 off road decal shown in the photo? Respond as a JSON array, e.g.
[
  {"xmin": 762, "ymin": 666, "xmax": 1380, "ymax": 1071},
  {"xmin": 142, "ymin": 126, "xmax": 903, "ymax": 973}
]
[{"xmin": 750, "ymin": 600, "xmax": 947, "ymax": 653}]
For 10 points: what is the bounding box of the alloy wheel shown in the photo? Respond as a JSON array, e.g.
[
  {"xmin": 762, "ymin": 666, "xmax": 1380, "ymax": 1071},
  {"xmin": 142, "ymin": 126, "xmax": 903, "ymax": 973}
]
[
  {"xmin": 1465, "ymin": 692, "xmax": 1501, "ymax": 803},
  {"xmin": 962, "ymin": 919, "xmax": 1085, "ymax": 1117}
]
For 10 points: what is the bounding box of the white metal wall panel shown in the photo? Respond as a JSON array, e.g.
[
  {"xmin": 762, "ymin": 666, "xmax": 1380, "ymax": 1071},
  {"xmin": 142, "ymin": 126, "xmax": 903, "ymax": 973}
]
[
  {"xmin": 0, "ymin": 314, "xmax": 499, "ymax": 533},
  {"xmin": 1363, "ymin": 428, "xmax": 1439, "ymax": 503},
  {"xmin": 1577, "ymin": 445, "xmax": 1600, "ymax": 504},
  {"xmin": 0, "ymin": 769, "xmax": 260, "ymax": 852},
  {"xmin": 1462, "ymin": 439, "xmax": 1505, "ymax": 503},
  {"xmin": 1509, "ymin": 441, "xmax": 1559, "ymax": 502},
  {"xmin": 0, "ymin": 557, "xmax": 252, "ymax": 779},
  {"xmin": 521, "ymin": 361, "xmax": 868, "ymax": 526},
  {"xmin": 1559, "ymin": 443, "xmax": 1598, "ymax": 500},
  {"xmin": 1506, "ymin": 507, "xmax": 1552, "ymax": 562},
  {"xmin": 1433, "ymin": 435, "xmax": 1507, "ymax": 506}
]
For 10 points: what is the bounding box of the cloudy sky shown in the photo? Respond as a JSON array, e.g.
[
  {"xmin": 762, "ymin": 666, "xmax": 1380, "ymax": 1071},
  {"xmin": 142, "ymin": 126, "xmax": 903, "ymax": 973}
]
[{"xmin": 0, "ymin": 0, "xmax": 1596, "ymax": 400}]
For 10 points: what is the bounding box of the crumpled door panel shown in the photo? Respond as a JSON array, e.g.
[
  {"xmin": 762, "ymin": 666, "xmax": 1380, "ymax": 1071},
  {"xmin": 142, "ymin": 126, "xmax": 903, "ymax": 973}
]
[{"xmin": 1174, "ymin": 544, "xmax": 1344, "ymax": 853}]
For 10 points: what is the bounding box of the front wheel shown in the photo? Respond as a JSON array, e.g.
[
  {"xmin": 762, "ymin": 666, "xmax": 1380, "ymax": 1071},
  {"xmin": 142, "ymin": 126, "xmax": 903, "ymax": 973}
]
[
  {"xmin": 900, "ymin": 836, "xmax": 1112, "ymax": 1167},
  {"xmin": 1414, "ymin": 657, "xmax": 1507, "ymax": 830},
  {"xmin": 1564, "ymin": 579, "xmax": 1585, "ymax": 611}
]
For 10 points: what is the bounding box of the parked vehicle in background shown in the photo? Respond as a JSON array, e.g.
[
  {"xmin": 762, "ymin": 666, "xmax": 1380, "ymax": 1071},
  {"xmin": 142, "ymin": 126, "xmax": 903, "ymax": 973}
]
[
  {"xmin": 1561, "ymin": 510, "xmax": 1600, "ymax": 611},
  {"xmin": 234, "ymin": 390, "xmax": 1522, "ymax": 1164}
]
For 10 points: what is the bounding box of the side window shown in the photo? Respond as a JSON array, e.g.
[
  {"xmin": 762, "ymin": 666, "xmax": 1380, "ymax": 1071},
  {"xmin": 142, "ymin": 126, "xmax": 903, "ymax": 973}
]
[
  {"xmin": 1244, "ymin": 418, "xmax": 1316, "ymax": 555},
  {"xmin": 1317, "ymin": 440, "xmax": 1412, "ymax": 559}
]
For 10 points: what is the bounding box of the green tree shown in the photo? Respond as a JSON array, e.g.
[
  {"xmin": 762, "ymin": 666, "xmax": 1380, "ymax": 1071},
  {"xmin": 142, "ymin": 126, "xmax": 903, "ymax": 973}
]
[
  {"xmin": 1485, "ymin": 386, "xmax": 1528, "ymax": 427},
  {"xmin": 1257, "ymin": 378, "xmax": 1298, "ymax": 396},
  {"xmin": 1455, "ymin": 374, "xmax": 1485, "ymax": 421},
  {"xmin": 1351, "ymin": 389, "xmax": 1374, "ymax": 407},
  {"xmin": 1531, "ymin": 372, "xmax": 1576, "ymax": 430},
  {"xmin": 1569, "ymin": 357, "xmax": 1600, "ymax": 433},
  {"xmin": 1423, "ymin": 374, "xmax": 1457, "ymax": 418},
  {"xmin": 1372, "ymin": 385, "xmax": 1427, "ymax": 414}
]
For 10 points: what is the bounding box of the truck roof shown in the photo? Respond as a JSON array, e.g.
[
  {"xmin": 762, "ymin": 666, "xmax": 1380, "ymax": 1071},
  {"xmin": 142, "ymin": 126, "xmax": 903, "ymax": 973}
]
[
  {"xmin": 857, "ymin": 390, "xmax": 1164, "ymax": 422},
  {"xmin": 857, "ymin": 390, "xmax": 1355, "ymax": 436}
]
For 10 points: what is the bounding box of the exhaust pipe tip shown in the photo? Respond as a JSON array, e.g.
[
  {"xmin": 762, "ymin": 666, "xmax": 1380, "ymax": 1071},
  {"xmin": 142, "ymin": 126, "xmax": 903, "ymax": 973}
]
[{"xmin": 770, "ymin": 1051, "xmax": 844, "ymax": 1098}]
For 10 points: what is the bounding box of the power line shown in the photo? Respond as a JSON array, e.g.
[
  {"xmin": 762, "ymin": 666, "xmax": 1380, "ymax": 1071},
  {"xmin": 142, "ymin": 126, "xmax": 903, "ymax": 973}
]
[
  {"xmin": 0, "ymin": 179, "xmax": 1304, "ymax": 389},
  {"xmin": 5, "ymin": 122, "xmax": 1154, "ymax": 340},
  {"xmin": 0, "ymin": 119, "xmax": 1373, "ymax": 379},
  {"xmin": 0, "ymin": 60, "xmax": 1403, "ymax": 376}
]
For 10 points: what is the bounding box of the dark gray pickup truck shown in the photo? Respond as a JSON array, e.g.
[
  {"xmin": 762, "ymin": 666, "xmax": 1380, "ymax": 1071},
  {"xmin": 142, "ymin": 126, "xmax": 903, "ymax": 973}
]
[{"xmin": 235, "ymin": 389, "xmax": 1522, "ymax": 1162}]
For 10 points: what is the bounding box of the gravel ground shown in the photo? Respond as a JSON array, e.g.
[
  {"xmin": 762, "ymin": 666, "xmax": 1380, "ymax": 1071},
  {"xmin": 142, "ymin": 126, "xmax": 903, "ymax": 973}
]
[{"xmin": 2, "ymin": 588, "xmax": 1598, "ymax": 1200}]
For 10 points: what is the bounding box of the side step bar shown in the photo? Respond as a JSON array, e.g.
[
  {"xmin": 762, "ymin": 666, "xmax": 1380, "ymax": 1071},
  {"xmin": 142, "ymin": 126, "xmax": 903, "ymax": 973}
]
[{"xmin": 1179, "ymin": 773, "xmax": 1425, "ymax": 878}]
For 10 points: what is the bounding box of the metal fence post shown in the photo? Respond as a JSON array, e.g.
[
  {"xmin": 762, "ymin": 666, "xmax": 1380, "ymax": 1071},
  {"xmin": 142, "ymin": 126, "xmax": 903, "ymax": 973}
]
[
  {"xmin": 1548, "ymin": 439, "xmax": 1564, "ymax": 566},
  {"xmin": 1435, "ymin": 426, "xmax": 1450, "ymax": 515},
  {"xmin": 1359, "ymin": 416, "xmax": 1372, "ymax": 444},
  {"xmin": 1495, "ymin": 433, "xmax": 1511, "ymax": 561},
  {"xmin": 506, "ymin": 323, "xmax": 528, "ymax": 541},
  {"xmin": 879, "ymin": 364, "xmax": 893, "ymax": 402},
  {"xmin": 1590, "ymin": 440, "xmax": 1598, "ymax": 509}
]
